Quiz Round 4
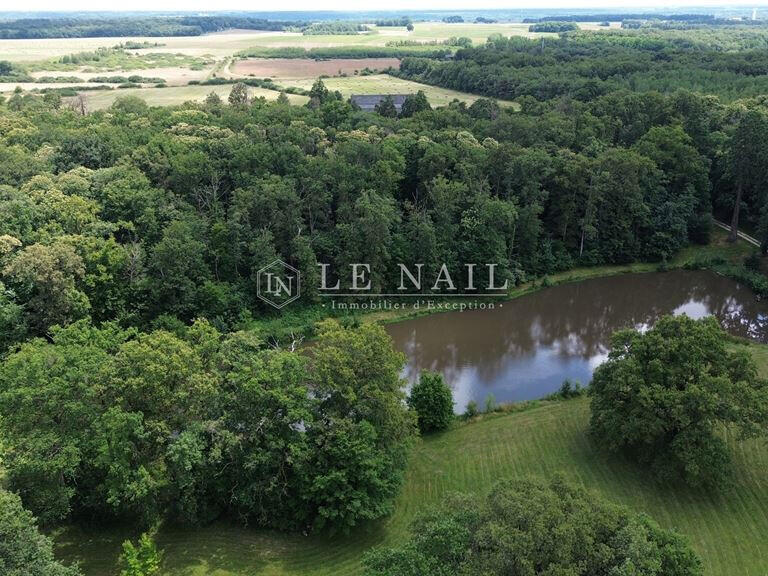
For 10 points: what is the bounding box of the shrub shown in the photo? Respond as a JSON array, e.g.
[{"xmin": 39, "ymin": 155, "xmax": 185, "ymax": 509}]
[
  {"xmin": 118, "ymin": 532, "xmax": 161, "ymax": 576},
  {"xmin": 549, "ymin": 378, "xmax": 583, "ymax": 399},
  {"xmin": 408, "ymin": 371, "xmax": 454, "ymax": 433},
  {"xmin": 483, "ymin": 393, "xmax": 498, "ymax": 413},
  {"xmin": 745, "ymin": 251, "xmax": 762, "ymax": 272}
]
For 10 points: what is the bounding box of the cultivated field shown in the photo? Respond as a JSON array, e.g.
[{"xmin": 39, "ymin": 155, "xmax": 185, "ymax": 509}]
[
  {"xmin": 0, "ymin": 22, "xmax": 545, "ymax": 109},
  {"xmin": 57, "ymin": 374, "xmax": 768, "ymax": 576},
  {"xmin": 0, "ymin": 30, "xmax": 288, "ymax": 62},
  {"xmin": 0, "ymin": 21, "xmax": 577, "ymax": 63},
  {"xmin": 231, "ymin": 57, "xmax": 400, "ymax": 78}
]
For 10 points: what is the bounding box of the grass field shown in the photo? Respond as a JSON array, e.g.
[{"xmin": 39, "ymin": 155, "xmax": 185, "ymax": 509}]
[
  {"xmin": 73, "ymin": 84, "xmax": 308, "ymax": 111},
  {"xmin": 281, "ymin": 74, "xmax": 517, "ymax": 107},
  {"xmin": 58, "ymin": 74, "xmax": 509, "ymax": 111},
  {"xmin": 56, "ymin": 386, "xmax": 768, "ymax": 576},
  {"xmin": 0, "ymin": 21, "xmax": 621, "ymax": 109},
  {"xmin": 0, "ymin": 30, "xmax": 288, "ymax": 62},
  {"xmin": 0, "ymin": 23, "xmax": 547, "ymax": 63},
  {"xmin": 1, "ymin": 22, "xmax": 540, "ymax": 108}
]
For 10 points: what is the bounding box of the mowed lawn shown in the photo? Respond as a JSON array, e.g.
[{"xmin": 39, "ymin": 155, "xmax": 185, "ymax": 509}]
[{"xmin": 57, "ymin": 344, "xmax": 768, "ymax": 576}]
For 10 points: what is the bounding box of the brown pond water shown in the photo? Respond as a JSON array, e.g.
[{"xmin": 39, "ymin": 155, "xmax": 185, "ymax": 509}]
[{"xmin": 385, "ymin": 270, "xmax": 768, "ymax": 412}]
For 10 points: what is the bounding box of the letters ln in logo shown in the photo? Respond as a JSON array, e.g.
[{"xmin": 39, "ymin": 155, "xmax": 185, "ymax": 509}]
[{"xmin": 257, "ymin": 259, "xmax": 301, "ymax": 309}]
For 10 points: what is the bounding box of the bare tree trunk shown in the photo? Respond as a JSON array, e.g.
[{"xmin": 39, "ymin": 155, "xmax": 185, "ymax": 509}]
[{"xmin": 729, "ymin": 179, "xmax": 743, "ymax": 242}]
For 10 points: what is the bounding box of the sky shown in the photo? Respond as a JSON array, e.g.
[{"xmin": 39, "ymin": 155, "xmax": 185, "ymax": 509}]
[{"xmin": 5, "ymin": 1, "xmax": 759, "ymax": 14}]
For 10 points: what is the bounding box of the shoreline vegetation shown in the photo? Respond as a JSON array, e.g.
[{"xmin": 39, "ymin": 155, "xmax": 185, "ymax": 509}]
[{"xmin": 251, "ymin": 226, "xmax": 757, "ymax": 344}]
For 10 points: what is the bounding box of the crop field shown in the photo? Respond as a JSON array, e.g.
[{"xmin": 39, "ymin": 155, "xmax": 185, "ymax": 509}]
[
  {"xmin": 56, "ymin": 360, "xmax": 768, "ymax": 576},
  {"xmin": 0, "ymin": 22, "xmax": 547, "ymax": 108},
  {"xmin": 0, "ymin": 30, "xmax": 289, "ymax": 62},
  {"xmin": 230, "ymin": 57, "xmax": 400, "ymax": 78},
  {"xmin": 73, "ymin": 84, "xmax": 308, "ymax": 110},
  {"xmin": 0, "ymin": 21, "xmax": 568, "ymax": 63}
]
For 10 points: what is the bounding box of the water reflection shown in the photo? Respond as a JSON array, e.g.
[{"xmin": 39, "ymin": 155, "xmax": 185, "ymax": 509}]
[{"xmin": 385, "ymin": 270, "xmax": 768, "ymax": 411}]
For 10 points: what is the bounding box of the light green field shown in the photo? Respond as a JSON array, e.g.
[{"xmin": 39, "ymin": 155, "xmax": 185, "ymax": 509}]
[
  {"xmin": 0, "ymin": 30, "xmax": 289, "ymax": 62},
  {"xmin": 62, "ymin": 75, "xmax": 512, "ymax": 111},
  {"xmin": 239, "ymin": 22, "xmax": 550, "ymax": 51},
  {"xmin": 284, "ymin": 74, "xmax": 516, "ymax": 107},
  {"xmin": 56, "ymin": 371, "xmax": 768, "ymax": 576},
  {"xmin": 73, "ymin": 84, "xmax": 308, "ymax": 111},
  {"xmin": 0, "ymin": 22, "xmax": 554, "ymax": 64}
]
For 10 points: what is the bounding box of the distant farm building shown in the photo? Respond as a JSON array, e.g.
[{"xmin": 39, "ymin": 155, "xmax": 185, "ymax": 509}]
[{"xmin": 350, "ymin": 94, "xmax": 409, "ymax": 112}]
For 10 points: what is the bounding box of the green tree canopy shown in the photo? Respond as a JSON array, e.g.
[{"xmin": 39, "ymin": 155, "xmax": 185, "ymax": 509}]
[
  {"xmin": 364, "ymin": 476, "xmax": 702, "ymax": 576},
  {"xmin": 375, "ymin": 95, "xmax": 398, "ymax": 118},
  {"xmin": 400, "ymin": 91, "xmax": 431, "ymax": 118},
  {"xmin": 228, "ymin": 82, "xmax": 249, "ymax": 108},
  {"xmin": 0, "ymin": 489, "xmax": 81, "ymax": 576},
  {"xmin": 408, "ymin": 371, "xmax": 454, "ymax": 433},
  {"xmin": 118, "ymin": 533, "xmax": 161, "ymax": 576},
  {"xmin": 0, "ymin": 318, "xmax": 415, "ymax": 532},
  {"xmin": 590, "ymin": 314, "xmax": 768, "ymax": 487}
]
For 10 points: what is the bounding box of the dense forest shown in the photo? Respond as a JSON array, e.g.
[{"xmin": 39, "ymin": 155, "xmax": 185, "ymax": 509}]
[
  {"xmin": 0, "ymin": 16, "xmax": 302, "ymax": 39},
  {"xmin": 4, "ymin": 82, "xmax": 765, "ymax": 351},
  {"xmin": 1, "ymin": 24, "xmax": 768, "ymax": 560},
  {"xmin": 1, "ymin": 69, "xmax": 768, "ymax": 349},
  {"xmin": 396, "ymin": 28, "xmax": 768, "ymax": 101}
]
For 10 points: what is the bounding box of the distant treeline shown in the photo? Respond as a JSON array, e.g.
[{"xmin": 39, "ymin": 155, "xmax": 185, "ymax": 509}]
[
  {"xmin": 0, "ymin": 16, "xmax": 301, "ymax": 39},
  {"xmin": 375, "ymin": 17, "xmax": 412, "ymax": 26},
  {"xmin": 623, "ymin": 19, "xmax": 768, "ymax": 30},
  {"xmin": 523, "ymin": 14, "xmax": 717, "ymax": 23},
  {"xmin": 237, "ymin": 45, "xmax": 452, "ymax": 59},
  {"xmin": 300, "ymin": 21, "xmax": 369, "ymax": 35},
  {"xmin": 529, "ymin": 22, "xmax": 579, "ymax": 33},
  {"xmin": 396, "ymin": 31, "xmax": 768, "ymax": 102},
  {"xmin": 192, "ymin": 75, "xmax": 310, "ymax": 95},
  {"xmin": 386, "ymin": 36, "xmax": 472, "ymax": 48}
]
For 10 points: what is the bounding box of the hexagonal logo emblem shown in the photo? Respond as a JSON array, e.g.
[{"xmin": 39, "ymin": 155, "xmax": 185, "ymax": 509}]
[{"xmin": 257, "ymin": 259, "xmax": 301, "ymax": 309}]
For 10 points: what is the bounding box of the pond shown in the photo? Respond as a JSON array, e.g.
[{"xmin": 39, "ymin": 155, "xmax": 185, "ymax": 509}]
[{"xmin": 385, "ymin": 270, "xmax": 768, "ymax": 412}]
